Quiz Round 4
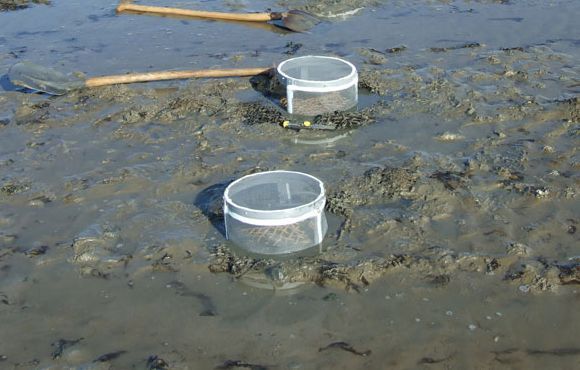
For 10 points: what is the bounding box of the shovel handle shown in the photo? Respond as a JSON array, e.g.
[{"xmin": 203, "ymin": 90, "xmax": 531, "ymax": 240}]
[
  {"xmin": 117, "ymin": 3, "xmax": 279, "ymax": 22},
  {"xmin": 84, "ymin": 67, "xmax": 272, "ymax": 87}
]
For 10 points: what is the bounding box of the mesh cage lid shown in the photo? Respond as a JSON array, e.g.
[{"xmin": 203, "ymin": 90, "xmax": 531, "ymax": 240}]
[
  {"xmin": 224, "ymin": 170, "xmax": 325, "ymax": 221},
  {"xmin": 277, "ymin": 56, "xmax": 357, "ymax": 89}
]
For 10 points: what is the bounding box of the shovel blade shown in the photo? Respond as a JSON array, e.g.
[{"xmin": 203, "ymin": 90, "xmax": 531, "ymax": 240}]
[
  {"xmin": 8, "ymin": 61, "xmax": 84, "ymax": 95},
  {"xmin": 282, "ymin": 10, "xmax": 321, "ymax": 33}
]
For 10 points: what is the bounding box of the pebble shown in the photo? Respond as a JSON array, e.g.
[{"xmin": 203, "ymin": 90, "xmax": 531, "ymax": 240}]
[
  {"xmin": 62, "ymin": 348, "xmax": 90, "ymax": 364},
  {"xmin": 487, "ymin": 55, "xmax": 501, "ymax": 64},
  {"xmin": 28, "ymin": 198, "xmax": 47, "ymax": 207},
  {"xmin": 493, "ymin": 130, "xmax": 507, "ymax": 138},
  {"xmin": 436, "ymin": 132, "xmax": 465, "ymax": 142},
  {"xmin": 0, "ymin": 216, "xmax": 12, "ymax": 226},
  {"xmin": 543, "ymin": 145, "xmax": 555, "ymax": 153},
  {"xmin": 468, "ymin": 324, "xmax": 477, "ymax": 331},
  {"xmin": 0, "ymin": 234, "xmax": 17, "ymax": 244},
  {"xmin": 494, "ymin": 336, "xmax": 500, "ymax": 343},
  {"xmin": 446, "ymin": 310, "xmax": 454, "ymax": 316},
  {"xmin": 519, "ymin": 284, "xmax": 531, "ymax": 293}
]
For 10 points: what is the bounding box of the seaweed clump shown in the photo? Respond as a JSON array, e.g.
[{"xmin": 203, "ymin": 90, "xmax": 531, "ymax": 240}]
[
  {"xmin": 313, "ymin": 107, "xmax": 375, "ymax": 129},
  {"xmin": 0, "ymin": 0, "xmax": 49, "ymax": 12},
  {"xmin": 237, "ymin": 102, "xmax": 284, "ymax": 126}
]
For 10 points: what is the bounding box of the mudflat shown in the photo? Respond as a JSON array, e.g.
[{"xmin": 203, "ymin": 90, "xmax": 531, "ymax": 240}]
[{"xmin": 0, "ymin": 1, "xmax": 578, "ymax": 369}]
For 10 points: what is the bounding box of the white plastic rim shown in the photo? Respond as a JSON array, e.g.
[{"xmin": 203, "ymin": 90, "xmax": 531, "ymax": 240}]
[
  {"xmin": 223, "ymin": 170, "xmax": 326, "ymax": 226},
  {"xmin": 277, "ymin": 55, "xmax": 357, "ymax": 90},
  {"xmin": 286, "ymin": 76, "xmax": 358, "ymax": 93},
  {"xmin": 225, "ymin": 204, "xmax": 325, "ymax": 227}
]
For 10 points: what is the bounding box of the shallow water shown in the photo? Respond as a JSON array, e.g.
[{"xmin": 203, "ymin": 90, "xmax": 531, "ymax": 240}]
[{"xmin": 0, "ymin": 1, "xmax": 579, "ymax": 369}]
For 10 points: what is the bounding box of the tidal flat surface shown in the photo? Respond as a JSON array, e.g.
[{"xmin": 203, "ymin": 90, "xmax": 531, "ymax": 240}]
[{"xmin": 0, "ymin": 0, "xmax": 579, "ymax": 369}]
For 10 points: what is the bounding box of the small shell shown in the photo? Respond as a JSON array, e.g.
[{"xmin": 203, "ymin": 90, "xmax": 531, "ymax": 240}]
[{"xmin": 435, "ymin": 132, "xmax": 465, "ymax": 142}]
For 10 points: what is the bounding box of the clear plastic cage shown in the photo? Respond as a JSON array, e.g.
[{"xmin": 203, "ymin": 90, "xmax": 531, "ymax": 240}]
[
  {"xmin": 223, "ymin": 170, "xmax": 327, "ymax": 255},
  {"xmin": 277, "ymin": 56, "xmax": 358, "ymax": 116}
]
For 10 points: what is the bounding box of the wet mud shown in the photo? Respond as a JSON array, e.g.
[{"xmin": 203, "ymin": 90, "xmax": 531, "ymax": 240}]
[{"xmin": 1, "ymin": 0, "xmax": 579, "ymax": 369}]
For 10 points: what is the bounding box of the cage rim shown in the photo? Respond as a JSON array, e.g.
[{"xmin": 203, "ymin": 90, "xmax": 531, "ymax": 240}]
[
  {"xmin": 277, "ymin": 55, "xmax": 357, "ymax": 85},
  {"xmin": 223, "ymin": 170, "xmax": 326, "ymax": 216}
]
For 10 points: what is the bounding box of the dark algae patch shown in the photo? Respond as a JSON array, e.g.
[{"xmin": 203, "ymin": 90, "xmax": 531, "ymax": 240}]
[
  {"xmin": 51, "ymin": 338, "xmax": 83, "ymax": 360},
  {"xmin": 237, "ymin": 101, "xmax": 284, "ymax": 126},
  {"xmin": 430, "ymin": 42, "xmax": 482, "ymax": 52},
  {"xmin": 418, "ymin": 354, "xmax": 454, "ymax": 364},
  {"xmin": 312, "ymin": 105, "xmax": 376, "ymax": 129},
  {"xmin": 319, "ymin": 341, "xmax": 372, "ymax": 357},
  {"xmin": 147, "ymin": 355, "xmax": 170, "ymax": 370},
  {"xmin": 215, "ymin": 360, "xmax": 270, "ymax": 370},
  {"xmin": 167, "ymin": 280, "xmax": 218, "ymax": 316},
  {"xmin": 0, "ymin": 0, "xmax": 49, "ymax": 12},
  {"xmin": 0, "ymin": 181, "xmax": 30, "ymax": 195},
  {"xmin": 23, "ymin": 244, "xmax": 49, "ymax": 257},
  {"xmin": 93, "ymin": 350, "xmax": 127, "ymax": 362}
]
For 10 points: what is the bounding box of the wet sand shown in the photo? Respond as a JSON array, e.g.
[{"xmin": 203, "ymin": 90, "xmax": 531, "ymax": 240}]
[{"xmin": 0, "ymin": 0, "xmax": 579, "ymax": 369}]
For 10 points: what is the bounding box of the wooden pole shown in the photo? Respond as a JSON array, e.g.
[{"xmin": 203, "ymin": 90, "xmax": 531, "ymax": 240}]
[{"xmin": 85, "ymin": 67, "xmax": 272, "ymax": 87}]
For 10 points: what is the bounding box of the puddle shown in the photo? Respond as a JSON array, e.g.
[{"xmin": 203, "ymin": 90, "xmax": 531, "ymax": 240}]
[{"xmin": 0, "ymin": 0, "xmax": 579, "ymax": 369}]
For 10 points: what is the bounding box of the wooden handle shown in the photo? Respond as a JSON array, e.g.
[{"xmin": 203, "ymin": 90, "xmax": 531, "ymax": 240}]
[
  {"xmin": 84, "ymin": 67, "xmax": 272, "ymax": 87},
  {"xmin": 117, "ymin": 3, "xmax": 275, "ymax": 22}
]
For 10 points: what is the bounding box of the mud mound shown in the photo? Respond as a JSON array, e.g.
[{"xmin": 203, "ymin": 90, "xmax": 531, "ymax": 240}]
[
  {"xmin": 326, "ymin": 166, "xmax": 419, "ymax": 219},
  {"xmin": 208, "ymin": 244, "xmax": 580, "ymax": 293}
]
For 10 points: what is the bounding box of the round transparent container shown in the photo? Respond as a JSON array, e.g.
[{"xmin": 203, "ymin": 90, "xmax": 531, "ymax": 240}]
[
  {"xmin": 223, "ymin": 170, "xmax": 327, "ymax": 255},
  {"xmin": 277, "ymin": 55, "xmax": 358, "ymax": 116}
]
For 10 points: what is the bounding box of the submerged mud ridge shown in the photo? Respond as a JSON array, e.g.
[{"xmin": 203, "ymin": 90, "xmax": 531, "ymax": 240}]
[
  {"xmin": 60, "ymin": 152, "xmax": 577, "ymax": 294},
  {"xmin": 208, "ymin": 244, "xmax": 580, "ymax": 293}
]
